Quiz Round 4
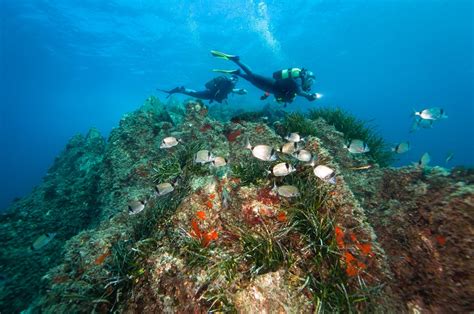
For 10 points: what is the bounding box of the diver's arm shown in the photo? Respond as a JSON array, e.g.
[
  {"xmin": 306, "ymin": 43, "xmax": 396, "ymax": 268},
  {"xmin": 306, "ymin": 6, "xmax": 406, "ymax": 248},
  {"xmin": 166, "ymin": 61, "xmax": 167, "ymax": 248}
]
[
  {"xmin": 181, "ymin": 89, "xmax": 212, "ymax": 100},
  {"xmin": 295, "ymin": 86, "xmax": 317, "ymax": 101},
  {"xmin": 232, "ymin": 88, "xmax": 248, "ymax": 95},
  {"xmin": 157, "ymin": 86, "xmax": 185, "ymax": 98},
  {"xmin": 295, "ymin": 82, "xmax": 323, "ymax": 101}
]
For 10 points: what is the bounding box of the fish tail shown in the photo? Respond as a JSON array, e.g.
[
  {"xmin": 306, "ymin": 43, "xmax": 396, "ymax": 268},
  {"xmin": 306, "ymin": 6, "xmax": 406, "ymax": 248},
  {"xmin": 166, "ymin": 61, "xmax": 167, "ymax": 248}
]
[{"xmin": 245, "ymin": 139, "xmax": 252, "ymax": 150}]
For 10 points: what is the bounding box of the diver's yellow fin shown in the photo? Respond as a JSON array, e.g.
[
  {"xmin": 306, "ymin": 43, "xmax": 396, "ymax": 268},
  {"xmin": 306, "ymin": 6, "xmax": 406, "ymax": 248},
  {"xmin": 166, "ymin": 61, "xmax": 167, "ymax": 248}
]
[
  {"xmin": 212, "ymin": 69, "xmax": 240, "ymax": 75},
  {"xmin": 211, "ymin": 50, "xmax": 238, "ymax": 61}
]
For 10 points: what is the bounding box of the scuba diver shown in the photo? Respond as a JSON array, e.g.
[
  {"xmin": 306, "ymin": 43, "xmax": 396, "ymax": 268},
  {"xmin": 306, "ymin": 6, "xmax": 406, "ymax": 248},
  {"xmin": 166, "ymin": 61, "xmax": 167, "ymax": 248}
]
[
  {"xmin": 158, "ymin": 75, "xmax": 247, "ymax": 104},
  {"xmin": 210, "ymin": 50, "xmax": 322, "ymax": 105}
]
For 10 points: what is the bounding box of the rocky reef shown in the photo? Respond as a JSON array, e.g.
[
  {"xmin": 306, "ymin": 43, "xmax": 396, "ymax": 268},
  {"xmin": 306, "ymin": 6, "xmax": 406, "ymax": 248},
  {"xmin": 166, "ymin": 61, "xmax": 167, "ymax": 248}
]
[{"xmin": 1, "ymin": 97, "xmax": 472, "ymax": 313}]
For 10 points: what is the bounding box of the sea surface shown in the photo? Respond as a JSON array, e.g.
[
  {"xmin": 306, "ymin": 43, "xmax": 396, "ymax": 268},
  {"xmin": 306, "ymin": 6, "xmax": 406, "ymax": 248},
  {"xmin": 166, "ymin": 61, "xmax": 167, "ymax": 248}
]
[{"xmin": 1, "ymin": 0, "xmax": 473, "ymax": 210}]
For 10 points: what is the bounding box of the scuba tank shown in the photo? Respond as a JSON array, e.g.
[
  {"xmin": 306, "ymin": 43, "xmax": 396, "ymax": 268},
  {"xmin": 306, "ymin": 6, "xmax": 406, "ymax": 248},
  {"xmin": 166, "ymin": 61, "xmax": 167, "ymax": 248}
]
[
  {"xmin": 205, "ymin": 76, "xmax": 230, "ymax": 90},
  {"xmin": 205, "ymin": 76, "xmax": 234, "ymax": 103},
  {"xmin": 273, "ymin": 68, "xmax": 303, "ymax": 80}
]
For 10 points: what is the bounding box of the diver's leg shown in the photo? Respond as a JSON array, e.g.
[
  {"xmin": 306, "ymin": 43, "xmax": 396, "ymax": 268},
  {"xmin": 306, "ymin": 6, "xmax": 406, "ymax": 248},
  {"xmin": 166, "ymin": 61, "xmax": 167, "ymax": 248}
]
[
  {"xmin": 232, "ymin": 59, "xmax": 252, "ymax": 76},
  {"xmin": 211, "ymin": 50, "xmax": 275, "ymax": 92},
  {"xmin": 231, "ymin": 60, "xmax": 275, "ymax": 92},
  {"xmin": 181, "ymin": 89, "xmax": 212, "ymax": 100}
]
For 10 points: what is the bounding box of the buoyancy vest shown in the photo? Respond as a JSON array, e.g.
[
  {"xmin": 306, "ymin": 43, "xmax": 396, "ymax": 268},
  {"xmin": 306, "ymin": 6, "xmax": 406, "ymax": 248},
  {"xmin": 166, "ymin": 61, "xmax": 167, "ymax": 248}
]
[{"xmin": 273, "ymin": 68, "xmax": 302, "ymax": 80}]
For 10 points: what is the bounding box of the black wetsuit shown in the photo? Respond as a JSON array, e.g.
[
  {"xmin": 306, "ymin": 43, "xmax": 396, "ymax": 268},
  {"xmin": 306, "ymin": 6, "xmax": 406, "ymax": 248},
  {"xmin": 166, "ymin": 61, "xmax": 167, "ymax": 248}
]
[
  {"xmin": 231, "ymin": 58, "xmax": 315, "ymax": 103},
  {"xmin": 160, "ymin": 76, "xmax": 242, "ymax": 103}
]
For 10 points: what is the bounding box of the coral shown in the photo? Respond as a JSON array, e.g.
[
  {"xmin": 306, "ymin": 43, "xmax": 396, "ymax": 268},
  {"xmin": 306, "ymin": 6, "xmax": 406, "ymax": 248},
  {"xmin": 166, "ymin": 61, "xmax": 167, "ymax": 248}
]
[
  {"xmin": 225, "ymin": 129, "xmax": 242, "ymax": 142},
  {"xmin": 199, "ymin": 123, "xmax": 212, "ymax": 132}
]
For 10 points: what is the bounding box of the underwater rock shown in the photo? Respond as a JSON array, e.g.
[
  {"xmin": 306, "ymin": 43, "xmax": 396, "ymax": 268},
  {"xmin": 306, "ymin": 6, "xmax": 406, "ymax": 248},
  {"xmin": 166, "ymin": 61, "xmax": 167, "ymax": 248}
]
[
  {"xmin": 356, "ymin": 167, "xmax": 474, "ymax": 313},
  {"xmin": 233, "ymin": 270, "xmax": 312, "ymax": 313},
  {"xmin": 0, "ymin": 129, "xmax": 106, "ymax": 312},
  {"xmin": 2, "ymin": 97, "xmax": 472, "ymax": 313}
]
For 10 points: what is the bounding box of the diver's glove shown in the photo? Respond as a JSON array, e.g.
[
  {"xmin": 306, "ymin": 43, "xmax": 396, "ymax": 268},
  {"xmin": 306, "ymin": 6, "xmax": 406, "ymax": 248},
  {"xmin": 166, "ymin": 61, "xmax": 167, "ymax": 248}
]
[{"xmin": 260, "ymin": 91, "xmax": 270, "ymax": 100}]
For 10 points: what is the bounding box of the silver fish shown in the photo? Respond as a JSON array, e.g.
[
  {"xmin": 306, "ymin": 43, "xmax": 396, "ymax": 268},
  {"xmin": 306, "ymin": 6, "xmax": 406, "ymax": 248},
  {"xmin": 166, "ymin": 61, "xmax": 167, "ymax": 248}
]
[
  {"xmin": 128, "ymin": 200, "xmax": 147, "ymax": 215},
  {"xmin": 285, "ymin": 132, "xmax": 304, "ymax": 143},
  {"xmin": 221, "ymin": 186, "xmax": 231, "ymax": 210},
  {"xmin": 314, "ymin": 165, "xmax": 336, "ymax": 184},
  {"xmin": 410, "ymin": 117, "xmax": 434, "ymax": 132},
  {"xmin": 274, "ymin": 185, "xmax": 300, "ymax": 198},
  {"xmin": 392, "ymin": 141, "xmax": 410, "ymax": 154},
  {"xmin": 160, "ymin": 137, "xmax": 181, "ymax": 149},
  {"xmin": 279, "ymin": 142, "xmax": 300, "ymax": 154},
  {"xmin": 418, "ymin": 152, "xmax": 431, "ymax": 167},
  {"xmin": 293, "ymin": 149, "xmax": 313, "ymax": 162},
  {"xmin": 414, "ymin": 107, "xmax": 448, "ymax": 120},
  {"xmin": 233, "ymin": 88, "xmax": 248, "ymax": 95},
  {"xmin": 247, "ymin": 144, "xmax": 277, "ymax": 161},
  {"xmin": 445, "ymin": 152, "xmax": 454, "ymax": 163},
  {"xmin": 31, "ymin": 233, "xmax": 57, "ymax": 251},
  {"xmin": 212, "ymin": 156, "xmax": 228, "ymax": 167},
  {"xmin": 344, "ymin": 139, "xmax": 370, "ymax": 154},
  {"xmin": 195, "ymin": 150, "xmax": 215, "ymax": 164},
  {"xmin": 271, "ymin": 162, "xmax": 296, "ymax": 177},
  {"xmin": 155, "ymin": 183, "xmax": 174, "ymax": 196}
]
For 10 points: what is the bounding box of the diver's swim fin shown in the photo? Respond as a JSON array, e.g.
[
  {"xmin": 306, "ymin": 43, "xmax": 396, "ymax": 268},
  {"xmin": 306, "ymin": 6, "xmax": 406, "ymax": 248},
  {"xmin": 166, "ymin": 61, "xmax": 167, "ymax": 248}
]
[
  {"xmin": 212, "ymin": 69, "xmax": 240, "ymax": 75},
  {"xmin": 210, "ymin": 50, "xmax": 239, "ymax": 61}
]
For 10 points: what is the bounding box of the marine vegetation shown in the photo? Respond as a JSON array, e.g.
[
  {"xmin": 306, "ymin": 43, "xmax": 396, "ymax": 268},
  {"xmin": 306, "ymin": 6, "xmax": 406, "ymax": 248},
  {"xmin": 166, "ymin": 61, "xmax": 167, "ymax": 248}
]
[
  {"xmin": 281, "ymin": 112, "xmax": 317, "ymax": 137},
  {"xmin": 239, "ymin": 224, "xmax": 291, "ymax": 275},
  {"xmin": 231, "ymin": 158, "xmax": 269, "ymax": 185}
]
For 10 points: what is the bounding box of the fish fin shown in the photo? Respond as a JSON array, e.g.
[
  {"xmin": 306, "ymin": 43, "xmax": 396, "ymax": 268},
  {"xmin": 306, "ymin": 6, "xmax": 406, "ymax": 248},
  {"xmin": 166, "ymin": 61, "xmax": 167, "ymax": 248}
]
[
  {"xmin": 272, "ymin": 180, "xmax": 277, "ymax": 191},
  {"xmin": 245, "ymin": 138, "xmax": 252, "ymax": 150}
]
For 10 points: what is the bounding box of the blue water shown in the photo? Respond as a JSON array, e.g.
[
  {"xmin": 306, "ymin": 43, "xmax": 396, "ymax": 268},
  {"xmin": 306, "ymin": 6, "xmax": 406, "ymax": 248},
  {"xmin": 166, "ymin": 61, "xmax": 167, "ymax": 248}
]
[{"xmin": 1, "ymin": 0, "xmax": 472, "ymax": 210}]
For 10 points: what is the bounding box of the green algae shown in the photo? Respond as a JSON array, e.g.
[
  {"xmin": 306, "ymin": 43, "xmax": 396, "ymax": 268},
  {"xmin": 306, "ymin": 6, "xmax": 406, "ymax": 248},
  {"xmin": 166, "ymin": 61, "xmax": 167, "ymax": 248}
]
[
  {"xmin": 240, "ymin": 225, "xmax": 292, "ymax": 276},
  {"xmin": 181, "ymin": 236, "xmax": 212, "ymax": 268},
  {"xmin": 231, "ymin": 158, "xmax": 269, "ymax": 185},
  {"xmin": 152, "ymin": 157, "xmax": 182, "ymax": 183},
  {"xmin": 281, "ymin": 112, "xmax": 317, "ymax": 137},
  {"xmin": 203, "ymin": 287, "xmax": 238, "ymax": 313}
]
